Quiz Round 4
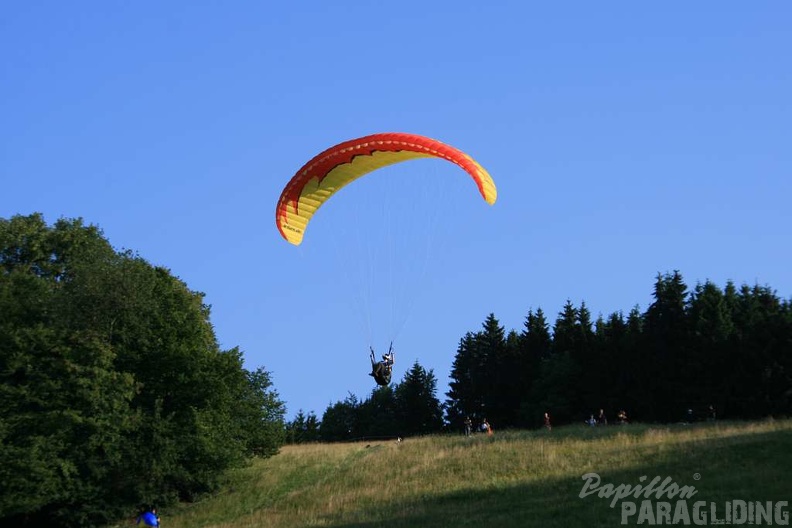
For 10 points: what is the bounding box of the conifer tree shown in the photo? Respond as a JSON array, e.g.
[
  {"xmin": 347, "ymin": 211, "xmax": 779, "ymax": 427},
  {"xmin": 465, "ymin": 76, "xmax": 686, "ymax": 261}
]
[
  {"xmin": 643, "ymin": 271, "xmax": 690, "ymax": 421},
  {"xmin": 445, "ymin": 332, "xmax": 482, "ymax": 427},
  {"xmin": 395, "ymin": 361, "xmax": 444, "ymax": 435}
]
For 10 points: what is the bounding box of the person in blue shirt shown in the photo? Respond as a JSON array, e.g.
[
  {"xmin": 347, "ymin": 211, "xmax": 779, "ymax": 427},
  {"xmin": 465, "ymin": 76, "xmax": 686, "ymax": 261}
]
[{"xmin": 137, "ymin": 507, "xmax": 160, "ymax": 527}]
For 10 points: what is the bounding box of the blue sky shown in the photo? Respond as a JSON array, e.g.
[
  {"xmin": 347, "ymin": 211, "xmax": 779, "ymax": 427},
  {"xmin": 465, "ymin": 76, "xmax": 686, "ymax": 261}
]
[{"xmin": 3, "ymin": 2, "xmax": 790, "ymax": 419}]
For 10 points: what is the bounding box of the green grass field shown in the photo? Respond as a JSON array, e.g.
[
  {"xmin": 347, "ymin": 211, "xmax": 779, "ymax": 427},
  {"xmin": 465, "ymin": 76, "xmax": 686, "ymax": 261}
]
[{"xmin": 135, "ymin": 419, "xmax": 792, "ymax": 527}]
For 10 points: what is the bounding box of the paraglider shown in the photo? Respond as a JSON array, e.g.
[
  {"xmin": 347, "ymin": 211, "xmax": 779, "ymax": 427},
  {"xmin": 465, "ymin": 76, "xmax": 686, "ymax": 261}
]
[
  {"xmin": 276, "ymin": 132, "xmax": 497, "ymax": 383},
  {"xmin": 369, "ymin": 343, "xmax": 395, "ymax": 386}
]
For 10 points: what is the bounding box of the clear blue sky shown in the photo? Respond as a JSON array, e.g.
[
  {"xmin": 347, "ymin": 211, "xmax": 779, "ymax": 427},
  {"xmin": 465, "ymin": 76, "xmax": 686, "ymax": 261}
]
[{"xmin": 3, "ymin": 2, "xmax": 790, "ymax": 419}]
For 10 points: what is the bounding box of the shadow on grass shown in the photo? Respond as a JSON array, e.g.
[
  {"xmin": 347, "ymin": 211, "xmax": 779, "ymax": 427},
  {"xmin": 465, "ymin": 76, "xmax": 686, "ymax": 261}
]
[{"xmin": 325, "ymin": 427, "xmax": 792, "ymax": 528}]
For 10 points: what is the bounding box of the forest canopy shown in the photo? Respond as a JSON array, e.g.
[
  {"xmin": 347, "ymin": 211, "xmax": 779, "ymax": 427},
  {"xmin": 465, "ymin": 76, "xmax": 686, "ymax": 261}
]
[
  {"xmin": 0, "ymin": 213, "xmax": 285, "ymax": 527},
  {"xmin": 444, "ymin": 272, "xmax": 792, "ymax": 430}
]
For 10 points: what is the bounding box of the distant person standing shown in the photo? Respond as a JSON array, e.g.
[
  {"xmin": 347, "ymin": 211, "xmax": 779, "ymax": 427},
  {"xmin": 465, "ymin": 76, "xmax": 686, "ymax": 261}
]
[
  {"xmin": 543, "ymin": 412, "xmax": 552, "ymax": 431},
  {"xmin": 464, "ymin": 416, "xmax": 473, "ymax": 437},
  {"xmin": 481, "ymin": 418, "xmax": 493, "ymax": 436}
]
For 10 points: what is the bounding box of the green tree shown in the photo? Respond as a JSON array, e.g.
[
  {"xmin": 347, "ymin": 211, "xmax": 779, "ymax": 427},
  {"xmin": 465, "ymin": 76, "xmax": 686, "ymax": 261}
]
[
  {"xmin": 0, "ymin": 214, "xmax": 138, "ymax": 524},
  {"xmin": 539, "ymin": 301, "xmax": 584, "ymax": 423},
  {"xmin": 285, "ymin": 410, "xmax": 320, "ymax": 444},
  {"xmin": 476, "ymin": 314, "xmax": 509, "ymax": 427},
  {"xmin": 0, "ymin": 214, "xmax": 285, "ymax": 526},
  {"xmin": 642, "ymin": 271, "xmax": 690, "ymax": 421},
  {"xmin": 319, "ymin": 394, "xmax": 360, "ymax": 441},
  {"xmin": 445, "ymin": 332, "xmax": 482, "ymax": 427},
  {"xmin": 552, "ymin": 300, "xmax": 579, "ymax": 357},
  {"xmin": 357, "ymin": 385, "xmax": 398, "ymax": 438},
  {"xmin": 730, "ymin": 284, "xmax": 792, "ymax": 417},
  {"xmin": 0, "ymin": 328, "xmax": 137, "ymax": 525},
  {"xmin": 515, "ymin": 309, "xmax": 551, "ymax": 426},
  {"xmin": 445, "ymin": 314, "xmax": 510, "ymax": 428},
  {"xmin": 685, "ymin": 281, "xmax": 735, "ymax": 411},
  {"xmin": 236, "ymin": 365, "xmax": 286, "ymax": 457},
  {"xmin": 523, "ymin": 308, "xmax": 552, "ymax": 360},
  {"xmin": 395, "ymin": 361, "xmax": 443, "ymax": 436}
]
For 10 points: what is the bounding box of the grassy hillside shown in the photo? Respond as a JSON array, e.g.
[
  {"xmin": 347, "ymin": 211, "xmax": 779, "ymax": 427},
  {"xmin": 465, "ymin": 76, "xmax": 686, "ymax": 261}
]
[{"xmin": 135, "ymin": 419, "xmax": 792, "ymax": 527}]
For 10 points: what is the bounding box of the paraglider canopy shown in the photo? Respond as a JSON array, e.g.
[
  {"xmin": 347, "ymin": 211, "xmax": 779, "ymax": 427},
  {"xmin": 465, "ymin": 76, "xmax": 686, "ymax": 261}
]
[{"xmin": 276, "ymin": 132, "xmax": 497, "ymax": 246}]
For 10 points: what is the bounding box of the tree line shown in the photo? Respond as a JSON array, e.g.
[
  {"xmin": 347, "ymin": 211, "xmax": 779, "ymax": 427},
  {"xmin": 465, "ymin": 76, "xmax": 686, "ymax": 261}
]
[
  {"xmin": 289, "ymin": 271, "xmax": 791, "ymax": 441},
  {"xmin": 447, "ymin": 271, "xmax": 791, "ymax": 429},
  {"xmin": 0, "ymin": 214, "xmax": 286, "ymax": 527},
  {"xmin": 287, "ymin": 361, "xmax": 444, "ymax": 443}
]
